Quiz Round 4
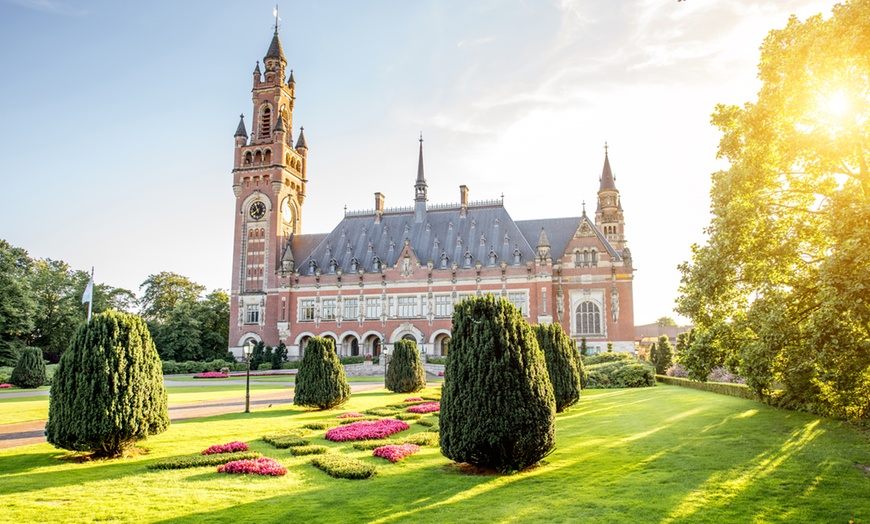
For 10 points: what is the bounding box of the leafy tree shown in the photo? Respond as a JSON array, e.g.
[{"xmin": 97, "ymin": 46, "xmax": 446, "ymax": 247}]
[
  {"xmin": 10, "ymin": 347, "xmax": 46, "ymax": 388},
  {"xmin": 533, "ymin": 323, "xmax": 582, "ymax": 412},
  {"xmin": 46, "ymin": 311, "xmax": 169, "ymax": 457},
  {"xmin": 385, "ymin": 338, "xmax": 426, "ymax": 393},
  {"xmin": 293, "ymin": 337, "xmax": 350, "ymax": 410},
  {"xmin": 651, "ymin": 335, "xmax": 674, "ymax": 375},
  {"xmin": 675, "ymin": 329, "xmax": 694, "ymax": 359},
  {"xmin": 676, "ymin": 1, "xmax": 870, "ymax": 420},
  {"xmin": 138, "ymin": 272, "xmax": 205, "ymax": 323},
  {"xmin": 656, "ymin": 317, "xmax": 677, "ymax": 327},
  {"xmin": 272, "ymin": 342, "xmax": 288, "ymax": 368},
  {"xmin": 440, "ymin": 295, "xmax": 555, "ymax": 473},
  {"xmin": 0, "ymin": 239, "xmax": 37, "ymax": 365}
]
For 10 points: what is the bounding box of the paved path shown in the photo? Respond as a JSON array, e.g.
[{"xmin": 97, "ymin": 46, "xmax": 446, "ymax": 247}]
[{"xmin": 0, "ymin": 383, "xmax": 386, "ymax": 450}]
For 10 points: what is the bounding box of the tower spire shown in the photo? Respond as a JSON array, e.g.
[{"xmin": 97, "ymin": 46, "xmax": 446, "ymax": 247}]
[{"xmin": 414, "ymin": 133, "xmax": 428, "ymax": 222}]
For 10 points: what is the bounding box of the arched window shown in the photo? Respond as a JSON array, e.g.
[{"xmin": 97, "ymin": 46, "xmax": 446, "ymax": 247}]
[
  {"xmin": 590, "ymin": 249, "xmax": 598, "ymax": 266},
  {"xmin": 264, "ymin": 149, "xmax": 272, "ymax": 164},
  {"xmin": 244, "ymin": 152, "xmax": 252, "ymax": 165},
  {"xmin": 260, "ymin": 106, "xmax": 272, "ymax": 139},
  {"xmin": 513, "ymin": 248, "xmax": 522, "ymax": 265},
  {"xmin": 350, "ymin": 338, "xmax": 359, "ymax": 356},
  {"xmin": 440, "ymin": 336, "xmax": 450, "ymax": 356},
  {"xmin": 576, "ymin": 301, "xmax": 602, "ymax": 335},
  {"xmin": 254, "ymin": 150, "xmax": 262, "ymax": 164}
]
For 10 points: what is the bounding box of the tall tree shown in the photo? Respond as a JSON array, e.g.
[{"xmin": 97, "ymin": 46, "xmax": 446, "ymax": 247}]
[
  {"xmin": 138, "ymin": 272, "xmax": 205, "ymax": 323},
  {"xmin": 656, "ymin": 317, "xmax": 677, "ymax": 327},
  {"xmin": 677, "ymin": 1, "xmax": 870, "ymax": 420},
  {"xmin": 651, "ymin": 335, "xmax": 674, "ymax": 375},
  {"xmin": 0, "ymin": 240, "xmax": 37, "ymax": 364}
]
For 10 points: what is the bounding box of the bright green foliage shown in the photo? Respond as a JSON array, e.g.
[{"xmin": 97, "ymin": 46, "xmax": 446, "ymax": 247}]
[
  {"xmin": 676, "ymin": 1, "xmax": 870, "ymax": 420},
  {"xmin": 440, "ymin": 295, "xmax": 555, "ymax": 472},
  {"xmin": 579, "ymin": 337, "xmax": 588, "ymax": 356},
  {"xmin": 533, "ymin": 323, "xmax": 582, "ymax": 412},
  {"xmin": 289, "ymin": 445, "xmax": 329, "ymax": 456},
  {"xmin": 586, "ymin": 360, "xmax": 656, "ymax": 389},
  {"xmin": 582, "ymin": 352, "xmax": 635, "ymax": 366},
  {"xmin": 656, "ymin": 317, "xmax": 677, "ymax": 327},
  {"xmin": 10, "ymin": 347, "xmax": 45, "ymax": 388},
  {"xmin": 146, "ymin": 451, "xmax": 261, "ymax": 470},
  {"xmin": 310, "ymin": 454, "xmax": 377, "ymax": 480},
  {"xmin": 45, "ymin": 311, "xmax": 169, "ymax": 457},
  {"xmin": 385, "ymin": 339, "xmax": 426, "ymax": 393},
  {"xmin": 606, "ymin": 341, "xmax": 614, "ymax": 352},
  {"xmin": 0, "ymin": 240, "xmax": 36, "ymax": 365},
  {"xmin": 138, "ymin": 272, "xmax": 205, "ymax": 323},
  {"xmin": 651, "ymin": 335, "xmax": 674, "ymax": 374},
  {"xmin": 294, "ymin": 337, "xmax": 351, "ymax": 410}
]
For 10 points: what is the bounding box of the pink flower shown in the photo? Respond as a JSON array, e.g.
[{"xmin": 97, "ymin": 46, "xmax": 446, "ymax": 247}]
[
  {"xmin": 325, "ymin": 419, "xmax": 410, "ymax": 442},
  {"xmin": 193, "ymin": 371, "xmax": 229, "ymax": 379},
  {"xmin": 337, "ymin": 412, "xmax": 365, "ymax": 419},
  {"xmin": 407, "ymin": 402, "xmax": 440, "ymax": 414},
  {"xmin": 0, "ymin": 384, "xmax": 12, "ymax": 389},
  {"xmin": 202, "ymin": 441, "xmax": 249, "ymax": 455},
  {"xmin": 217, "ymin": 457, "xmax": 286, "ymax": 476},
  {"xmin": 373, "ymin": 443, "xmax": 420, "ymax": 463},
  {"xmin": 403, "ymin": 397, "xmax": 423, "ymax": 402},
  {"xmin": 438, "ymin": 372, "xmax": 444, "ymax": 377}
]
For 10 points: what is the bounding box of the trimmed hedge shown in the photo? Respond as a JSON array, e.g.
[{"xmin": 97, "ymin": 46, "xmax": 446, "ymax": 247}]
[
  {"xmin": 310, "ymin": 454, "xmax": 377, "ymax": 480},
  {"xmin": 656, "ymin": 375, "xmax": 757, "ymax": 400},
  {"xmin": 365, "ymin": 407, "xmax": 401, "ymax": 417},
  {"xmin": 582, "ymin": 352, "xmax": 635, "ymax": 366},
  {"xmin": 427, "ymin": 357, "xmax": 448, "ymax": 365},
  {"xmin": 147, "ymin": 451, "xmax": 261, "ymax": 470},
  {"xmin": 301, "ymin": 420, "xmax": 339, "ymax": 430},
  {"xmin": 289, "ymin": 445, "xmax": 329, "ymax": 456},
  {"xmin": 351, "ymin": 432, "xmax": 440, "ymax": 450},
  {"xmin": 586, "ymin": 360, "xmax": 656, "ymax": 389},
  {"xmin": 533, "ymin": 323, "xmax": 582, "ymax": 412},
  {"xmin": 339, "ymin": 416, "xmax": 381, "ymax": 424}
]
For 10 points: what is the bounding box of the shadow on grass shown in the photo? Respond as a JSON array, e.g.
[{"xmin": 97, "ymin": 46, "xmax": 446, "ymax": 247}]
[{"xmin": 0, "ymin": 450, "xmax": 66, "ymax": 476}]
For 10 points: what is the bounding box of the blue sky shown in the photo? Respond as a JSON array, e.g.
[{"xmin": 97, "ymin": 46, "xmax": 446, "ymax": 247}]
[{"xmin": 0, "ymin": 0, "xmax": 839, "ymax": 324}]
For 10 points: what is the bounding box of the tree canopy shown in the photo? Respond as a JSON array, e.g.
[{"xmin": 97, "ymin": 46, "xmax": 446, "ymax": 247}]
[
  {"xmin": 676, "ymin": 1, "xmax": 870, "ymax": 420},
  {"xmin": 138, "ymin": 272, "xmax": 206, "ymax": 323}
]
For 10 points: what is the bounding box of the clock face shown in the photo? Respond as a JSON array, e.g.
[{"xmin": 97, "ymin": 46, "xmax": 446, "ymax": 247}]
[
  {"xmin": 281, "ymin": 199, "xmax": 293, "ymax": 224},
  {"xmin": 249, "ymin": 201, "xmax": 266, "ymax": 220}
]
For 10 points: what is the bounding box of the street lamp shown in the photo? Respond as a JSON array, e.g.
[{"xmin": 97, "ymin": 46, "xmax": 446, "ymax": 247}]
[{"xmin": 243, "ymin": 340, "xmax": 254, "ymax": 413}]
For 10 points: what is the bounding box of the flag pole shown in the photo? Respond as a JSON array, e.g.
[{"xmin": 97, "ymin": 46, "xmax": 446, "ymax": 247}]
[{"xmin": 87, "ymin": 266, "xmax": 94, "ymax": 322}]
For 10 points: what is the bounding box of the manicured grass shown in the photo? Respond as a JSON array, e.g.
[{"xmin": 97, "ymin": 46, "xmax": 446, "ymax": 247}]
[
  {"xmin": 0, "ymin": 385, "xmax": 290, "ymax": 425},
  {"xmin": 0, "ymin": 386, "xmax": 868, "ymax": 523}
]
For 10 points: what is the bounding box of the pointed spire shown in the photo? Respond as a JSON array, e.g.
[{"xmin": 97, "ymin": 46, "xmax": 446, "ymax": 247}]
[
  {"xmin": 288, "ymin": 69, "xmax": 295, "ymax": 87},
  {"xmin": 295, "ymin": 126, "xmax": 307, "ymax": 149},
  {"xmin": 253, "ymin": 61, "xmax": 261, "ymax": 74},
  {"xmin": 274, "ymin": 114, "xmax": 284, "ymax": 133},
  {"xmin": 416, "ymin": 133, "xmax": 426, "ymax": 187},
  {"xmin": 599, "ymin": 142, "xmax": 617, "ymax": 191},
  {"xmin": 537, "ymin": 227, "xmax": 550, "ymax": 249},
  {"xmin": 265, "ymin": 32, "xmax": 285, "ymax": 62},
  {"xmin": 234, "ymin": 114, "xmax": 248, "ymax": 138}
]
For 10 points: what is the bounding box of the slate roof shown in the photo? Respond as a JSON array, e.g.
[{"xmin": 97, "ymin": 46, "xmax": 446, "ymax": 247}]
[
  {"xmin": 599, "ymin": 152, "xmax": 616, "ymax": 191},
  {"xmin": 287, "ymin": 203, "xmax": 619, "ymax": 275},
  {"xmin": 265, "ymin": 32, "xmax": 285, "ymax": 62}
]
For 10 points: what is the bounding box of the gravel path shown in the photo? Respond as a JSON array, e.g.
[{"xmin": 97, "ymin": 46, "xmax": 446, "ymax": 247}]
[{"xmin": 0, "ymin": 383, "xmax": 386, "ymax": 450}]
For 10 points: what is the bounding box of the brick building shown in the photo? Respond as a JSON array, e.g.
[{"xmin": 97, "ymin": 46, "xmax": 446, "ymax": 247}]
[{"xmin": 228, "ymin": 29, "xmax": 635, "ymax": 359}]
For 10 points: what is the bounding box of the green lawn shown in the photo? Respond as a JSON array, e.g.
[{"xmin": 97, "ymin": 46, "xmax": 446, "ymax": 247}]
[
  {"xmin": 1, "ymin": 385, "xmax": 868, "ymax": 523},
  {"xmin": 0, "ymin": 385, "xmax": 290, "ymax": 425}
]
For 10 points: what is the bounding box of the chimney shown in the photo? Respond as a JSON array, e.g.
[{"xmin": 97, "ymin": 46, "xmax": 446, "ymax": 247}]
[
  {"xmin": 460, "ymin": 185, "xmax": 469, "ymax": 217},
  {"xmin": 374, "ymin": 192, "xmax": 385, "ymax": 224}
]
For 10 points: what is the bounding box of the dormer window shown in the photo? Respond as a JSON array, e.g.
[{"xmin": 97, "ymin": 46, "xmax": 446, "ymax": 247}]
[
  {"xmin": 513, "ymin": 248, "xmax": 522, "ymax": 265},
  {"xmin": 488, "ymin": 250, "xmax": 497, "ymax": 266},
  {"xmin": 372, "ymin": 257, "xmax": 381, "ymax": 272},
  {"xmin": 440, "ymin": 253, "xmax": 448, "ymax": 269},
  {"xmin": 464, "ymin": 252, "xmax": 472, "ymax": 267},
  {"xmin": 350, "ymin": 258, "xmax": 359, "ymax": 272},
  {"xmin": 328, "ymin": 259, "xmax": 338, "ymax": 273},
  {"xmin": 308, "ymin": 260, "xmax": 317, "ymax": 275}
]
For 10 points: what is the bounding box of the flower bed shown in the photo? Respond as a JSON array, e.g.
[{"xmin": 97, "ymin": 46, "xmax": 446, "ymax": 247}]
[
  {"xmin": 407, "ymin": 402, "xmax": 440, "ymax": 414},
  {"xmin": 325, "ymin": 418, "xmax": 410, "ymax": 442},
  {"xmin": 373, "ymin": 443, "xmax": 420, "ymax": 463},
  {"xmin": 147, "ymin": 451, "xmax": 261, "ymax": 470},
  {"xmin": 217, "ymin": 457, "xmax": 286, "ymax": 476},
  {"xmin": 202, "ymin": 441, "xmax": 248, "ymax": 455},
  {"xmin": 311, "ymin": 454, "xmax": 376, "ymax": 480},
  {"xmin": 193, "ymin": 371, "xmax": 229, "ymax": 379},
  {"xmin": 337, "ymin": 412, "xmax": 365, "ymax": 419},
  {"xmin": 403, "ymin": 397, "xmax": 423, "ymax": 402},
  {"xmin": 0, "ymin": 384, "xmax": 12, "ymax": 389}
]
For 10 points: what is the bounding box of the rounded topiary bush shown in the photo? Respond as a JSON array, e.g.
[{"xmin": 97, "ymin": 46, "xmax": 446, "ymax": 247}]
[
  {"xmin": 45, "ymin": 311, "xmax": 169, "ymax": 457},
  {"xmin": 533, "ymin": 323, "xmax": 582, "ymax": 412},
  {"xmin": 385, "ymin": 339, "xmax": 426, "ymax": 393},
  {"xmin": 10, "ymin": 346, "xmax": 46, "ymax": 388},
  {"xmin": 440, "ymin": 294, "xmax": 556, "ymax": 472},
  {"xmin": 294, "ymin": 337, "xmax": 351, "ymax": 410}
]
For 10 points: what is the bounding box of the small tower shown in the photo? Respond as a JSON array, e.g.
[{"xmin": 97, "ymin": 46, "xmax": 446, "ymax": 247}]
[
  {"xmin": 414, "ymin": 134, "xmax": 427, "ymax": 223},
  {"xmin": 594, "ymin": 143, "xmax": 626, "ymax": 250}
]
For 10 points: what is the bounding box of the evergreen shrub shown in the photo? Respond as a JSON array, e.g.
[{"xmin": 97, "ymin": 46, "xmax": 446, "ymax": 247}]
[
  {"xmin": 288, "ymin": 445, "xmax": 329, "ymax": 456},
  {"xmin": 385, "ymin": 339, "xmax": 426, "ymax": 393},
  {"xmin": 339, "ymin": 356, "xmax": 365, "ymax": 365},
  {"xmin": 45, "ymin": 311, "xmax": 169, "ymax": 457},
  {"xmin": 440, "ymin": 295, "xmax": 556, "ymax": 472},
  {"xmin": 582, "ymin": 352, "xmax": 635, "ymax": 366},
  {"xmin": 10, "ymin": 347, "xmax": 46, "ymax": 388},
  {"xmin": 651, "ymin": 335, "xmax": 674, "ymax": 374},
  {"xmin": 585, "ymin": 360, "xmax": 656, "ymax": 389},
  {"xmin": 301, "ymin": 420, "xmax": 339, "ymax": 430},
  {"xmin": 293, "ymin": 337, "xmax": 351, "ymax": 410},
  {"xmin": 533, "ymin": 323, "xmax": 582, "ymax": 412}
]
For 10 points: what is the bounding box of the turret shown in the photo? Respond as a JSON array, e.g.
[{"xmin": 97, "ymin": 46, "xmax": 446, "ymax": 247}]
[{"xmin": 414, "ymin": 134, "xmax": 427, "ymax": 223}]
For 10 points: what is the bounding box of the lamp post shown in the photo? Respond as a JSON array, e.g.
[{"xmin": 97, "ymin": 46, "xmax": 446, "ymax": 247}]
[{"xmin": 243, "ymin": 340, "xmax": 254, "ymax": 413}]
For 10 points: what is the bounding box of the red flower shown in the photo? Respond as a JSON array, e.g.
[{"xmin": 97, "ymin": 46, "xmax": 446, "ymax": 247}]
[
  {"xmin": 325, "ymin": 419, "xmax": 410, "ymax": 442},
  {"xmin": 202, "ymin": 441, "xmax": 249, "ymax": 455},
  {"xmin": 373, "ymin": 443, "xmax": 420, "ymax": 463},
  {"xmin": 217, "ymin": 457, "xmax": 286, "ymax": 476},
  {"xmin": 407, "ymin": 402, "xmax": 440, "ymax": 414}
]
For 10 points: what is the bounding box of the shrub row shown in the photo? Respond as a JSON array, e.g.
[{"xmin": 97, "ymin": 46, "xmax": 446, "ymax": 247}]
[
  {"xmin": 147, "ymin": 451, "xmax": 262, "ymax": 470},
  {"xmin": 426, "ymin": 357, "xmax": 448, "ymax": 365},
  {"xmin": 656, "ymin": 375, "xmax": 757, "ymax": 400},
  {"xmin": 581, "ymin": 352, "xmax": 636, "ymax": 366},
  {"xmin": 585, "ymin": 360, "xmax": 656, "ymax": 389},
  {"xmin": 161, "ymin": 359, "xmax": 302, "ymax": 375},
  {"xmin": 310, "ymin": 454, "xmax": 377, "ymax": 480},
  {"xmin": 365, "ymin": 407, "xmax": 401, "ymax": 417},
  {"xmin": 301, "ymin": 421, "xmax": 339, "ymax": 430},
  {"xmin": 339, "ymin": 416, "xmax": 381, "ymax": 424},
  {"xmin": 395, "ymin": 413, "xmax": 422, "ymax": 421},
  {"xmin": 264, "ymin": 437, "xmax": 310, "ymax": 449},
  {"xmin": 289, "ymin": 445, "xmax": 329, "ymax": 456}
]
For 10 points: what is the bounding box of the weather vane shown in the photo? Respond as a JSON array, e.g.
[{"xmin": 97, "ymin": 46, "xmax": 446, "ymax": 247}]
[{"xmin": 273, "ymin": 4, "xmax": 281, "ymax": 33}]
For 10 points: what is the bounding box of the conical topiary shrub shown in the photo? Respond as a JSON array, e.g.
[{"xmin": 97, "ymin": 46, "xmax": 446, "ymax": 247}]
[
  {"xmin": 10, "ymin": 346, "xmax": 46, "ymax": 388},
  {"xmin": 294, "ymin": 337, "xmax": 351, "ymax": 410},
  {"xmin": 440, "ymin": 294, "xmax": 556, "ymax": 472},
  {"xmin": 45, "ymin": 311, "xmax": 169, "ymax": 457},
  {"xmin": 533, "ymin": 323, "xmax": 582, "ymax": 412},
  {"xmin": 385, "ymin": 338, "xmax": 426, "ymax": 393}
]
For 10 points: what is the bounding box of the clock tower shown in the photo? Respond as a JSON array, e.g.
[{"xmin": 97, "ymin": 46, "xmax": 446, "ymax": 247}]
[{"xmin": 229, "ymin": 24, "xmax": 308, "ymax": 354}]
